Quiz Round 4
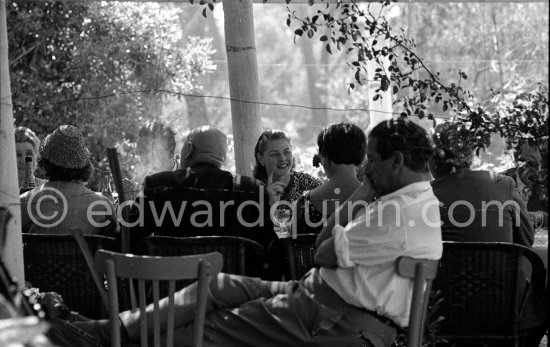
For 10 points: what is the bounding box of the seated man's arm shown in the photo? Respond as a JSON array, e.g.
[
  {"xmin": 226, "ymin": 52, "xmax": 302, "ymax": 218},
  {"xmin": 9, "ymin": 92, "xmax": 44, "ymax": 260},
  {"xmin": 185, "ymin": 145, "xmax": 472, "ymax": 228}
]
[
  {"xmin": 314, "ymin": 237, "xmax": 337, "ymax": 268},
  {"xmin": 316, "ymin": 180, "xmax": 377, "ymax": 248}
]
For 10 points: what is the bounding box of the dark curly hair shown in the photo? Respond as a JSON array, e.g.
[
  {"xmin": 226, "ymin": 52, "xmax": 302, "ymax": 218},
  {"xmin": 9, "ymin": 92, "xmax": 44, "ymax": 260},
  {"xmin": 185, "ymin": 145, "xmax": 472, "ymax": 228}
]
[
  {"xmin": 369, "ymin": 119, "xmax": 434, "ymax": 172},
  {"xmin": 431, "ymin": 121, "xmax": 476, "ymax": 177},
  {"xmin": 252, "ymin": 129, "xmax": 292, "ymax": 182},
  {"xmin": 39, "ymin": 158, "xmax": 94, "ymax": 182},
  {"xmin": 318, "ymin": 123, "xmax": 367, "ymax": 166}
]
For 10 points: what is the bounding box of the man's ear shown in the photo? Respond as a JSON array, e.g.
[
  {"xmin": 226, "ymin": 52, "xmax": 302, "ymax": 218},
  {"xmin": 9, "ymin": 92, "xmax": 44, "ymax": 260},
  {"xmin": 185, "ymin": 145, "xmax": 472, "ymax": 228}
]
[
  {"xmin": 184, "ymin": 142, "xmax": 194, "ymax": 159},
  {"xmin": 392, "ymin": 151, "xmax": 405, "ymax": 169}
]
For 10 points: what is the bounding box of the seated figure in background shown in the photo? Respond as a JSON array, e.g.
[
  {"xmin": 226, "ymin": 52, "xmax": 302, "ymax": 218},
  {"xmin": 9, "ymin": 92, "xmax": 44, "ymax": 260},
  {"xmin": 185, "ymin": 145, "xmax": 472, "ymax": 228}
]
[
  {"xmin": 296, "ymin": 122, "xmax": 367, "ymax": 234},
  {"xmin": 430, "ymin": 121, "xmax": 534, "ymax": 246},
  {"xmin": 503, "ymin": 137, "xmax": 548, "ymax": 231},
  {"xmin": 14, "ymin": 126, "xmax": 47, "ymax": 189},
  {"xmin": 75, "ymin": 119, "xmax": 442, "ymax": 347},
  {"xmin": 20, "ymin": 125, "xmax": 117, "ymax": 236},
  {"xmin": 125, "ymin": 122, "xmax": 178, "ymax": 199},
  {"xmin": 431, "ymin": 121, "xmax": 546, "ymax": 347},
  {"xmin": 127, "ymin": 125, "xmax": 276, "ymax": 252},
  {"xmin": 143, "ymin": 125, "xmax": 257, "ymax": 193}
]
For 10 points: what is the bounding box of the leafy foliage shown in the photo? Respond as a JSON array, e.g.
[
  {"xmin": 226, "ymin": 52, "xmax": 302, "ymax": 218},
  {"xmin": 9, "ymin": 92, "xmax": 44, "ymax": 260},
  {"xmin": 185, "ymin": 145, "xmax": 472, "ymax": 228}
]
[
  {"xmin": 8, "ymin": 1, "xmax": 215, "ymax": 189},
  {"xmin": 284, "ymin": 0, "xmax": 547, "ymax": 143},
  {"xmin": 284, "ymin": 0, "xmax": 547, "ymax": 203}
]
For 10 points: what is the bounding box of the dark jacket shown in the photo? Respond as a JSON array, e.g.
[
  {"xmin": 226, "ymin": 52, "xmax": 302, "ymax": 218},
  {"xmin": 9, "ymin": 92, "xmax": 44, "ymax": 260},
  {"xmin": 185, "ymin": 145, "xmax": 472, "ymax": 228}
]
[
  {"xmin": 143, "ymin": 164, "xmax": 261, "ymax": 194},
  {"xmin": 129, "ymin": 164, "xmax": 276, "ymax": 252},
  {"xmin": 432, "ymin": 170, "xmax": 534, "ymax": 247}
]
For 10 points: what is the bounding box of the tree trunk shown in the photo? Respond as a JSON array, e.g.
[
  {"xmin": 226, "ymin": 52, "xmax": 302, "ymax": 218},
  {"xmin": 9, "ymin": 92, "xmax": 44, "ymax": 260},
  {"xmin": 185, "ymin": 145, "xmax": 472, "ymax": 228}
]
[
  {"xmin": 0, "ymin": 0, "xmax": 25, "ymax": 283},
  {"xmin": 222, "ymin": 0, "xmax": 261, "ymax": 176},
  {"xmin": 300, "ymin": 38, "xmax": 328, "ymax": 139}
]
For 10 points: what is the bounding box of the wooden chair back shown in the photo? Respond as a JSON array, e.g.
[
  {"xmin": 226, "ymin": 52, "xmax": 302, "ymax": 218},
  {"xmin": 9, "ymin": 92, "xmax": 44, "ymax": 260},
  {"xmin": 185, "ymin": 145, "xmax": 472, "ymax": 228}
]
[
  {"xmin": 95, "ymin": 250, "xmax": 223, "ymax": 347},
  {"xmin": 0, "ymin": 206, "xmax": 11, "ymax": 256},
  {"xmin": 396, "ymin": 256, "xmax": 439, "ymax": 347}
]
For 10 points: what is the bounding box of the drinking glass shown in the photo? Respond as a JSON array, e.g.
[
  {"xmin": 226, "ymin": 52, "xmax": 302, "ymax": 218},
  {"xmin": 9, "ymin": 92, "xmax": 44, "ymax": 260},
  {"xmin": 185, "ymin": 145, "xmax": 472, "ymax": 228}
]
[{"xmin": 273, "ymin": 205, "xmax": 292, "ymax": 238}]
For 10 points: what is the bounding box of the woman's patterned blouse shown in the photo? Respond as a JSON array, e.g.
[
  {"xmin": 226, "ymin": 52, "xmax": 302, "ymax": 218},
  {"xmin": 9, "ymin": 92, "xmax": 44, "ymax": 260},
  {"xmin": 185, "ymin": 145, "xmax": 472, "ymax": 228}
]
[{"xmin": 280, "ymin": 171, "xmax": 322, "ymax": 204}]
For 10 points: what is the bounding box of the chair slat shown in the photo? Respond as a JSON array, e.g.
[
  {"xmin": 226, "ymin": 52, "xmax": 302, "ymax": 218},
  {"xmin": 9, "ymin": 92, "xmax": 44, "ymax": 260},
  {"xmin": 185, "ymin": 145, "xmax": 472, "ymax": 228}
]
[
  {"xmin": 152, "ymin": 280, "xmax": 161, "ymax": 347},
  {"xmin": 106, "ymin": 259, "xmax": 121, "ymax": 347},
  {"xmin": 396, "ymin": 256, "xmax": 439, "ymax": 347},
  {"xmin": 95, "ymin": 252, "xmax": 223, "ymax": 280},
  {"xmin": 167, "ymin": 280, "xmax": 176, "ymax": 347},
  {"xmin": 138, "ymin": 279, "xmax": 148, "ymax": 347},
  {"xmin": 193, "ymin": 261, "xmax": 210, "ymax": 347},
  {"xmin": 95, "ymin": 250, "xmax": 223, "ymax": 347},
  {"xmin": 396, "ymin": 256, "xmax": 439, "ymax": 280}
]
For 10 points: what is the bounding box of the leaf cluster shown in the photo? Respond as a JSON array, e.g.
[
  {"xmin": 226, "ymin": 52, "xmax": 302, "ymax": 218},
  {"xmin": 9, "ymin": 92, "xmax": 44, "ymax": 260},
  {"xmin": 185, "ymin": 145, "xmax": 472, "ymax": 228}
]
[
  {"xmin": 285, "ymin": 0, "xmax": 547, "ymax": 159},
  {"xmin": 8, "ymin": 1, "xmax": 216, "ymax": 189}
]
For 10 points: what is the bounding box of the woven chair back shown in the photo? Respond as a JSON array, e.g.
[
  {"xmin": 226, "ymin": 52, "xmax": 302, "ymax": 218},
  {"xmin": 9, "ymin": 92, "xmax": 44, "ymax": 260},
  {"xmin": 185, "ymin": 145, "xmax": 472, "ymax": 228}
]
[
  {"xmin": 432, "ymin": 241, "xmax": 546, "ymax": 345},
  {"xmin": 277, "ymin": 234, "xmax": 318, "ymax": 280},
  {"xmin": 144, "ymin": 235, "xmax": 265, "ymax": 277},
  {"xmin": 22, "ymin": 233, "xmax": 118, "ymax": 318},
  {"xmin": 128, "ymin": 187, "xmax": 276, "ymax": 251}
]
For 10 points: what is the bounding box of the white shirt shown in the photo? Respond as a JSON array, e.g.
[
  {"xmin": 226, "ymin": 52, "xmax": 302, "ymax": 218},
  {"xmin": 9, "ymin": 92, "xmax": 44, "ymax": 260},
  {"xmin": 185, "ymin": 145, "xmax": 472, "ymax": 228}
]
[{"xmin": 320, "ymin": 181, "xmax": 442, "ymax": 327}]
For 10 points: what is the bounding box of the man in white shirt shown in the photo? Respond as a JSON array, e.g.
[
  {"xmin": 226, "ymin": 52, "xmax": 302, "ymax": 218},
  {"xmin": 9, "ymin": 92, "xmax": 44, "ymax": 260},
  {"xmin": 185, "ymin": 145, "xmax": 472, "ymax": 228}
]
[
  {"xmin": 315, "ymin": 119, "xmax": 443, "ymax": 328},
  {"xmin": 77, "ymin": 119, "xmax": 442, "ymax": 347}
]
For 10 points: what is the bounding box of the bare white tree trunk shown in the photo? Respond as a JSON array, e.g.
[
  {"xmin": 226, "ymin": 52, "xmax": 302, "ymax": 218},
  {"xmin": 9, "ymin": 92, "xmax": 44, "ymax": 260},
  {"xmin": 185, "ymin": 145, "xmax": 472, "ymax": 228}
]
[
  {"xmin": 0, "ymin": 0, "xmax": 25, "ymax": 283},
  {"xmin": 223, "ymin": 0, "xmax": 261, "ymax": 176}
]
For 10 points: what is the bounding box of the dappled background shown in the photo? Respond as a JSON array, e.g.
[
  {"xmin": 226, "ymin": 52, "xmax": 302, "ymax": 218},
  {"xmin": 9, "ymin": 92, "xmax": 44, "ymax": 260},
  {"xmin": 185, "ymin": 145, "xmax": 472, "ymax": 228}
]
[{"xmin": 8, "ymin": 1, "xmax": 549, "ymax": 187}]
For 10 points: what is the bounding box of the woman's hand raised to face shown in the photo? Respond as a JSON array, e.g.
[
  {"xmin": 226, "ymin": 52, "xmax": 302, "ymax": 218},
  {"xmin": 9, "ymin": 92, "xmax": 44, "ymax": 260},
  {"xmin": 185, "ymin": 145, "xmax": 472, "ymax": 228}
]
[{"xmin": 266, "ymin": 171, "xmax": 289, "ymax": 205}]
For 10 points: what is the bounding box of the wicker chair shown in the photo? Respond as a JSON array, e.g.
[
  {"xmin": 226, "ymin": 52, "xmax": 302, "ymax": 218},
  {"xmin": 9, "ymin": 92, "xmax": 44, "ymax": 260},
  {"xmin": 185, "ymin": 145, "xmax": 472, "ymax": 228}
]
[
  {"xmin": 266, "ymin": 234, "xmax": 318, "ymax": 280},
  {"xmin": 144, "ymin": 235, "xmax": 266, "ymax": 277},
  {"xmin": 432, "ymin": 241, "xmax": 546, "ymax": 347},
  {"xmin": 128, "ymin": 186, "xmax": 276, "ymax": 253},
  {"xmin": 22, "ymin": 233, "xmax": 118, "ymax": 318}
]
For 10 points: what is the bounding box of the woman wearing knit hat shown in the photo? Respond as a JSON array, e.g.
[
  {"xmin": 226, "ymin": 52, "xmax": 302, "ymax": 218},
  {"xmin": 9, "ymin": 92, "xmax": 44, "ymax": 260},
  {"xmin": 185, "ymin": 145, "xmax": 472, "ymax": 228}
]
[{"xmin": 20, "ymin": 125, "xmax": 117, "ymax": 236}]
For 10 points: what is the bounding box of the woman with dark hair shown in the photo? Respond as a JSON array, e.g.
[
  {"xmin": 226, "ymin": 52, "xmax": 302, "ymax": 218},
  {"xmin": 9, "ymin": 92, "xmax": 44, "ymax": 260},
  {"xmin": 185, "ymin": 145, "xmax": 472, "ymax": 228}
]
[
  {"xmin": 20, "ymin": 125, "xmax": 117, "ymax": 236},
  {"xmin": 296, "ymin": 123, "xmax": 367, "ymax": 234},
  {"xmin": 253, "ymin": 129, "xmax": 321, "ymax": 206}
]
